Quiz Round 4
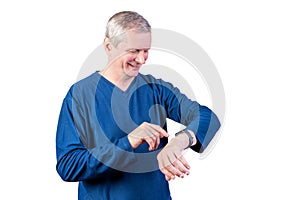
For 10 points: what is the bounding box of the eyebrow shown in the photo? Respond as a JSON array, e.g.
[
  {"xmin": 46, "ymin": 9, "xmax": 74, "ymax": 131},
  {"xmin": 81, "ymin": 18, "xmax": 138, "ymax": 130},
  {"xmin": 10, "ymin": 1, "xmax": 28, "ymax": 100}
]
[{"xmin": 127, "ymin": 48, "xmax": 150, "ymax": 51}]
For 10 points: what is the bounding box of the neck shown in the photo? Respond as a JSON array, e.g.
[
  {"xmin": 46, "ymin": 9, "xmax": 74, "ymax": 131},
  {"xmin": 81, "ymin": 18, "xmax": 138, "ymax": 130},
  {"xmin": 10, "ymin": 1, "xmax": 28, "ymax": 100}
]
[{"xmin": 99, "ymin": 65, "xmax": 135, "ymax": 91}]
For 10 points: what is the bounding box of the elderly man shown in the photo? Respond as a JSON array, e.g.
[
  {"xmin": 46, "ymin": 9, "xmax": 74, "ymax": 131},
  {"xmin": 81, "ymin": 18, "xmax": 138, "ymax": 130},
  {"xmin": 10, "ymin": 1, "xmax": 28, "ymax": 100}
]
[{"xmin": 56, "ymin": 11, "xmax": 220, "ymax": 200}]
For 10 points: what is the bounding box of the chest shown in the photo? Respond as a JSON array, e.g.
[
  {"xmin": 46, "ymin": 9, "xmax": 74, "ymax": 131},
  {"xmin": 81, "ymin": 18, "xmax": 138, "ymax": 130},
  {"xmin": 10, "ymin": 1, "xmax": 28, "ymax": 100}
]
[{"xmin": 94, "ymin": 85, "xmax": 166, "ymax": 142}]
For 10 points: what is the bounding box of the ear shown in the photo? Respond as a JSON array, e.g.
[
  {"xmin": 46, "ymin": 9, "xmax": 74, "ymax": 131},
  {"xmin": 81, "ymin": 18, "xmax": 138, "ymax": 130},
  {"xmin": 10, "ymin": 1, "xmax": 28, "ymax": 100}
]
[{"xmin": 104, "ymin": 37, "xmax": 112, "ymax": 54}]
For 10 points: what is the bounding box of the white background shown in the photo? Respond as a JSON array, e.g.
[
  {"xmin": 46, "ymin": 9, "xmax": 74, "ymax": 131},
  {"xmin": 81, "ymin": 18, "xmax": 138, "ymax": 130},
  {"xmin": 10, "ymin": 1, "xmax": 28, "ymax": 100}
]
[{"xmin": 1, "ymin": 0, "xmax": 299, "ymax": 199}]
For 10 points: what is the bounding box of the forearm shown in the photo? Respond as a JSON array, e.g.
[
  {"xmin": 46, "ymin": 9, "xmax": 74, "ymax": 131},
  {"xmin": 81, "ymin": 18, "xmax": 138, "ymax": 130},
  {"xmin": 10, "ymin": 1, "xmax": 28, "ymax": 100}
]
[
  {"xmin": 56, "ymin": 95, "xmax": 137, "ymax": 182},
  {"xmin": 56, "ymin": 148, "xmax": 102, "ymax": 182},
  {"xmin": 162, "ymin": 83, "xmax": 220, "ymax": 152},
  {"xmin": 176, "ymin": 103, "xmax": 220, "ymax": 152},
  {"xmin": 56, "ymin": 136, "xmax": 136, "ymax": 182},
  {"xmin": 187, "ymin": 105, "xmax": 221, "ymax": 152}
]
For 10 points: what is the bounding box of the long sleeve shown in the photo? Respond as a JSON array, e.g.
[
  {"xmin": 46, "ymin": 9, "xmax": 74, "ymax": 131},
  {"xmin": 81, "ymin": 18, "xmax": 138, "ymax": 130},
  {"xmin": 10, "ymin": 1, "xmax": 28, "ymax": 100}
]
[
  {"xmin": 160, "ymin": 81, "xmax": 221, "ymax": 153},
  {"xmin": 56, "ymin": 92, "xmax": 136, "ymax": 182}
]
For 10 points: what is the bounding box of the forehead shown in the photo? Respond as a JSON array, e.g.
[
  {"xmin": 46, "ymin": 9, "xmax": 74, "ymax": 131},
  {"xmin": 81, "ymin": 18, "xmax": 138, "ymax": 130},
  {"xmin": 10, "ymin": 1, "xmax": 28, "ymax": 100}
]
[{"xmin": 121, "ymin": 30, "xmax": 152, "ymax": 49}]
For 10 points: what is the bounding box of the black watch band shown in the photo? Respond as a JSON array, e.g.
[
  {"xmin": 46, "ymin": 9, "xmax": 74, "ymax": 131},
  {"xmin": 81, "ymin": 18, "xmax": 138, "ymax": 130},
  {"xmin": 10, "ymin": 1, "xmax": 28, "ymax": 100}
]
[{"xmin": 175, "ymin": 128, "xmax": 194, "ymax": 149}]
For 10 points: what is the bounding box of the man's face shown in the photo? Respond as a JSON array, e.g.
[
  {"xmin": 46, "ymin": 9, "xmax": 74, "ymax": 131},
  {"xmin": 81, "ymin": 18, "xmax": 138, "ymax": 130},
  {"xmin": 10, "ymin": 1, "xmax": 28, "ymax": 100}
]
[{"xmin": 109, "ymin": 30, "xmax": 152, "ymax": 77}]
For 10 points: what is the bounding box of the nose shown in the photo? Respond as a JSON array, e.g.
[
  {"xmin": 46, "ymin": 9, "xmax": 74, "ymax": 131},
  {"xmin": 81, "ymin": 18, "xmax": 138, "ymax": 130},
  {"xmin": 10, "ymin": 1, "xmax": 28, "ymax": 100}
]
[{"xmin": 135, "ymin": 50, "xmax": 146, "ymax": 64}]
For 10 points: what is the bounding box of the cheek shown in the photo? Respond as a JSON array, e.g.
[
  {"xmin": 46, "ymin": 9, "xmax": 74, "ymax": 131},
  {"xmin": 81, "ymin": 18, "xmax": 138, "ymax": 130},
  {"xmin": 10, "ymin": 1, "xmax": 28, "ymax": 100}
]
[
  {"xmin": 144, "ymin": 53, "xmax": 149, "ymax": 61},
  {"xmin": 126, "ymin": 55, "xmax": 138, "ymax": 63},
  {"xmin": 123, "ymin": 53, "xmax": 149, "ymax": 63}
]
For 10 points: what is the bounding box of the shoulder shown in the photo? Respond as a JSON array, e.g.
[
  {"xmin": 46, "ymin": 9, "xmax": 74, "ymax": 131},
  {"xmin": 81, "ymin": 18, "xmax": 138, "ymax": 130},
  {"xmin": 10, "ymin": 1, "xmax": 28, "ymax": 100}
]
[
  {"xmin": 66, "ymin": 72, "xmax": 100, "ymax": 101},
  {"xmin": 138, "ymin": 73, "xmax": 173, "ymax": 88},
  {"xmin": 73, "ymin": 72, "xmax": 100, "ymax": 90},
  {"xmin": 136, "ymin": 73, "xmax": 181, "ymax": 99}
]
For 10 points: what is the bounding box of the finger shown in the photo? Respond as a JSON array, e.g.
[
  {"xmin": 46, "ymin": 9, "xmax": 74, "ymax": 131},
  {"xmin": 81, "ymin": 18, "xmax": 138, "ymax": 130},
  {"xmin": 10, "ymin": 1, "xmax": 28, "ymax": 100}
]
[
  {"xmin": 143, "ymin": 130, "xmax": 156, "ymax": 150},
  {"xmin": 145, "ymin": 126, "xmax": 161, "ymax": 150},
  {"xmin": 144, "ymin": 136, "xmax": 155, "ymax": 151},
  {"xmin": 150, "ymin": 129, "xmax": 160, "ymax": 148},
  {"xmin": 144, "ymin": 124, "xmax": 166, "ymax": 149},
  {"xmin": 172, "ymin": 159, "xmax": 190, "ymax": 176},
  {"xmin": 153, "ymin": 131, "xmax": 161, "ymax": 149},
  {"xmin": 146, "ymin": 131, "xmax": 161, "ymax": 150},
  {"xmin": 177, "ymin": 155, "xmax": 191, "ymax": 171},
  {"xmin": 161, "ymin": 168, "xmax": 175, "ymax": 180},
  {"xmin": 149, "ymin": 124, "xmax": 169, "ymax": 138},
  {"xmin": 165, "ymin": 163, "xmax": 184, "ymax": 178},
  {"xmin": 165, "ymin": 175, "xmax": 171, "ymax": 181}
]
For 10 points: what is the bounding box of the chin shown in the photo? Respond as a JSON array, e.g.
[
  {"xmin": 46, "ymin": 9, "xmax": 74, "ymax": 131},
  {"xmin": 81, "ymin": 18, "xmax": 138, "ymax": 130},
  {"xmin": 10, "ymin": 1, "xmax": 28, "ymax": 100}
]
[
  {"xmin": 123, "ymin": 61, "xmax": 143, "ymax": 77},
  {"xmin": 125, "ymin": 66, "xmax": 141, "ymax": 77},
  {"xmin": 127, "ymin": 70, "xmax": 139, "ymax": 77}
]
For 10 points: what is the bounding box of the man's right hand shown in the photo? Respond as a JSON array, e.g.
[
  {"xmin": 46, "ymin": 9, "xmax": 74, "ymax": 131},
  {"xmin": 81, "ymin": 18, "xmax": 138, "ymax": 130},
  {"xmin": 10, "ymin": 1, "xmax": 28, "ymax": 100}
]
[{"xmin": 128, "ymin": 122, "xmax": 169, "ymax": 151}]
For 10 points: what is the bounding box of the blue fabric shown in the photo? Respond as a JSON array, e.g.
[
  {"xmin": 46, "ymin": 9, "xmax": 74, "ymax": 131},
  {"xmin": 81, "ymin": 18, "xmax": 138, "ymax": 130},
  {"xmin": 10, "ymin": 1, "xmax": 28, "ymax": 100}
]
[{"xmin": 56, "ymin": 72, "xmax": 221, "ymax": 200}]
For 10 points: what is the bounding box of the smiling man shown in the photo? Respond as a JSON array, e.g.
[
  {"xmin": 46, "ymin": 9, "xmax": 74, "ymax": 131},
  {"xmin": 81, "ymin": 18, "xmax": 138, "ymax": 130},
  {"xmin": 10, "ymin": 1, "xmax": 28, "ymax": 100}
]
[
  {"xmin": 56, "ymin": 11, "xmax": 221, "ymax": 200},
  {"xmin": 101, "ymin": 27, "xmax": 151, "ymax": 90}
]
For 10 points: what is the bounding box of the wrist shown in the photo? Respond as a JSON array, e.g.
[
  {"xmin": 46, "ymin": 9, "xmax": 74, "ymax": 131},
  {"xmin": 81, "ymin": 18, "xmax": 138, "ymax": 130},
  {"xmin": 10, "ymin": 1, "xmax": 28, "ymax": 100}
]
[
  {"xmin": 174, "ymin": 129, "xmax": 196, "ymax": 149},
  {"xmin": 171, "ymin": 135, "xmax": 188, "ymax": 150}
]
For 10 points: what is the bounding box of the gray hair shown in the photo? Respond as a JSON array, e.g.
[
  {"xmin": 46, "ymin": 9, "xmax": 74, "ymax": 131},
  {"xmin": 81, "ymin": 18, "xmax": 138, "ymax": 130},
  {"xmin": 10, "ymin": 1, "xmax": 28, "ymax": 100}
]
[{"xmin": 105, "ymin": 11, "xmax": 151, "ymax": 47}]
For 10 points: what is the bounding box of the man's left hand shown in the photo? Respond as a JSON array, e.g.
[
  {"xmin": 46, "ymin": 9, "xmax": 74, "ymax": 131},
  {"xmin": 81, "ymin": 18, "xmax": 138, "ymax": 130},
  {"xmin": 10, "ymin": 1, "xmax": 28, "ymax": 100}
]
[{"xmin": 157, "ymin": 133, "xmax": 192, "ymax": 181}]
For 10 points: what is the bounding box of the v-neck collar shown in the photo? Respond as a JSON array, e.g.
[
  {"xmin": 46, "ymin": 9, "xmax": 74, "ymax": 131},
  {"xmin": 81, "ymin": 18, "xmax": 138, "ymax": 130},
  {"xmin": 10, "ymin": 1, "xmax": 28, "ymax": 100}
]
[{"xmin": 96, "ymin": 71, "xmax": 138, "ymax": 97}]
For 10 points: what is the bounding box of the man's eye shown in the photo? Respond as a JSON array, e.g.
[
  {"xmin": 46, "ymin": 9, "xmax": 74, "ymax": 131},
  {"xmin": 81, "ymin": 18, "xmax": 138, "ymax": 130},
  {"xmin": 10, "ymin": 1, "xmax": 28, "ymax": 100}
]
[{"xmin": 128, "ymin": 49, "xmax": 138, "ymax": 54}]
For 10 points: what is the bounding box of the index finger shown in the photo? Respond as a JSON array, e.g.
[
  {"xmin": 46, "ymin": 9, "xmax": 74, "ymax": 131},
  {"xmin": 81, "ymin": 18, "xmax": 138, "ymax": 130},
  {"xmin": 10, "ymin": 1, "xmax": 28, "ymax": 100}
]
[{"xmin": 149, "ymin": 124, "xmax": 169, "ymax": 137}]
